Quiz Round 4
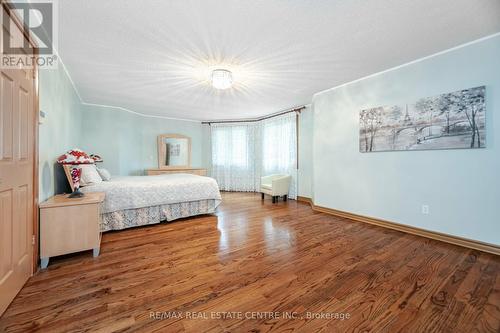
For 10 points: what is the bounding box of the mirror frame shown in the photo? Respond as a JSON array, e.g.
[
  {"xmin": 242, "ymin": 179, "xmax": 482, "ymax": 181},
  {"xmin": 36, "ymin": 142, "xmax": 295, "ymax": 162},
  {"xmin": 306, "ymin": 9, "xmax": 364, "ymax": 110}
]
[{"xmin": 157, "ymin": 134, "xmax": 192, "ymax": 169}]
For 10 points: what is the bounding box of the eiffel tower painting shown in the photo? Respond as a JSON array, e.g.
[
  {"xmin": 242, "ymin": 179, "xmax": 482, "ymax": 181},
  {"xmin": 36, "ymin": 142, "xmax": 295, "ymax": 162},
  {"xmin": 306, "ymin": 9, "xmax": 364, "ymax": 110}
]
[{"xmin": 359, "ymin": 86, "xmax": 486, "ymax": 152}]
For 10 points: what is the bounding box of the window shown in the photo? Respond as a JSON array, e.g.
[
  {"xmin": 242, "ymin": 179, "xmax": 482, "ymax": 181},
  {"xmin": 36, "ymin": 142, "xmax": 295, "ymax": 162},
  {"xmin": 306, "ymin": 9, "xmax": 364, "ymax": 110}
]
[
  {"xmin": 262, "ymin": 120, "xmax": 296, "ymax": 174},
  {"xmin": 210, "ymin": 113, "xmax": 297, "ymax": 198},
  {"xmin": 212, "ymin": 125, "xmax": 250, "ymax": 168}
]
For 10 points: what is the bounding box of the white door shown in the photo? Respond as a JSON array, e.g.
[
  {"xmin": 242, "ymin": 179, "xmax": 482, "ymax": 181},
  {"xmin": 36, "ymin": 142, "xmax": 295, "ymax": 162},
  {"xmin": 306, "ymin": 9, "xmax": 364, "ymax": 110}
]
[{"xmin": 0, "ymin": 5, "xmax": 36, "ymax": 316}]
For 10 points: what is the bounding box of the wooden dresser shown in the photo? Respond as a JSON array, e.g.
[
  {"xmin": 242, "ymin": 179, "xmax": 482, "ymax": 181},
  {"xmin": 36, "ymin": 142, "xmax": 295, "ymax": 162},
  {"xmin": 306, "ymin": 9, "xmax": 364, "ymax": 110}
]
[{"xmin": 146, "ymin": 168, "xmax": 207, "ymax": 176}]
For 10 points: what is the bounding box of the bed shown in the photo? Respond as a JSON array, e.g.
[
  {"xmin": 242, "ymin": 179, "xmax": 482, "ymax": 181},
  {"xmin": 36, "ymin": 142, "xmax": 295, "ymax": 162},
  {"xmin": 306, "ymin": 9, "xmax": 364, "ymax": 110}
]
[{"xmin": 78, "ymin": 173, "xmax": 222, "ymax": 231}]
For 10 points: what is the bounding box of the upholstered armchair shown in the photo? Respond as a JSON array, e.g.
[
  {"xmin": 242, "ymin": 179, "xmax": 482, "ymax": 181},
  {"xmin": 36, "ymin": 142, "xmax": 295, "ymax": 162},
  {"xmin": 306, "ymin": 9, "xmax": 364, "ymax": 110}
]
[{"xmin": 260, "ymin": 174, "xmax": 291, "ymax": 203}]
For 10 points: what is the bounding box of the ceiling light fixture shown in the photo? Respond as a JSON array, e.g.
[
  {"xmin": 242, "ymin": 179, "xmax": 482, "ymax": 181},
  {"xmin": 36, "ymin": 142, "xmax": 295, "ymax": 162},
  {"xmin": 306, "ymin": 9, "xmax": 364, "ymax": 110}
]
[{"xmin": 211, "ymin": 69, "xmax": 233, "ymax": 90}]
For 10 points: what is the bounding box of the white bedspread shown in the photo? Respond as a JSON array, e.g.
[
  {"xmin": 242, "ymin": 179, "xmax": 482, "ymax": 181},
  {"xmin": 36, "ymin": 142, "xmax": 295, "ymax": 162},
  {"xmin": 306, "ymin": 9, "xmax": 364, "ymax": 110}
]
[{"xmin": 80, "ymin": 174, "xmax": 222, "ymax": 214}]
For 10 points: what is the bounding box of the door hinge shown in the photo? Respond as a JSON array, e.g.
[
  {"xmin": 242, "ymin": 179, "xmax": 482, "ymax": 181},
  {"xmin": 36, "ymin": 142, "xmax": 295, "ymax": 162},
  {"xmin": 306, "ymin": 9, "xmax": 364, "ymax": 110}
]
[{"xmin": 32, "ymin": 235, "xmax": 35, "ymax": 245}]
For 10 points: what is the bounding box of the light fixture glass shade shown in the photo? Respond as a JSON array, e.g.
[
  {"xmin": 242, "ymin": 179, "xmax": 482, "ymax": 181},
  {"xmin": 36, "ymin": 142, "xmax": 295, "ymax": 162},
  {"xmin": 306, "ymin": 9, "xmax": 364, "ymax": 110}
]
[
  {"xmin": 211, "ymin": 69, "xmax": 233, "ymax": 90},
  {"xmin": 57, "ymin": 148, "xmax": 94, "ymax": 164}
]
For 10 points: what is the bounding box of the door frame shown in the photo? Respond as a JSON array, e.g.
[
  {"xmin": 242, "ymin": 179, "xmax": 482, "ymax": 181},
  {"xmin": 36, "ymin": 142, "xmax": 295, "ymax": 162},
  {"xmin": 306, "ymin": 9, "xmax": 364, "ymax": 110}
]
[
  {"xmin": 32, "ymin": 44, "xmax": 39, "ymax": 273},
  {"xmin": 2, "ymin": 1, "xmax": 40, "ymax": 273}
]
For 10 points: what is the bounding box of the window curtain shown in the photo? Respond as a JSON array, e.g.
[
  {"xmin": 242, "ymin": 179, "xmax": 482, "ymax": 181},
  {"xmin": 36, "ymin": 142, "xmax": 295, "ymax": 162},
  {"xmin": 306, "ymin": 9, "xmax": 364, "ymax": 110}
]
[
  {"xmin": 210, "ymin": 112, "xmax": 297, "ymax": 199},
  {"xmin": 211, "ymin": 123, "xmax": 260, "ymax": 191},
  {"xmin": 260, "ymin": 113, "xmax": 297, "ymax": 199}
]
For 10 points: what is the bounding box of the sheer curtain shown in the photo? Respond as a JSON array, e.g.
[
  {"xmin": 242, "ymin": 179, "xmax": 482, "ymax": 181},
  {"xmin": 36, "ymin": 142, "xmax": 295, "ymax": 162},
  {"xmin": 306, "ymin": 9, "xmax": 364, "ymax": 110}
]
[
  {"xmin": 260, "ymin": 113, "xmax": 297, "ymax": 199},
  {"xmin": 211, "ymin": 123, "xmax": 260, "ymax": 191},
  {"xmin": 210, "ymin": 112, "xmax": 298, "ymax": 199}
]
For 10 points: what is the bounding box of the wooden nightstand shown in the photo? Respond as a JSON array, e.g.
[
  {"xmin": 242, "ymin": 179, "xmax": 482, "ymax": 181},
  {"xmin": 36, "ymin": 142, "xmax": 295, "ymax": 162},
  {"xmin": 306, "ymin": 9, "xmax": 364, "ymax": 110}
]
[{"xmin": 39, "ymin": 192, "xmax": 105, "ymax": 268}]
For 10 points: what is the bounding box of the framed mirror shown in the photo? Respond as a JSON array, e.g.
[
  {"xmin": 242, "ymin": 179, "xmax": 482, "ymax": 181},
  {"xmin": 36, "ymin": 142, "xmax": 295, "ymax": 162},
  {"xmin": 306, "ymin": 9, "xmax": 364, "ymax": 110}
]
[{"xmin": 157, "ymin": 134, "xmax": 191, "ymax": 169}]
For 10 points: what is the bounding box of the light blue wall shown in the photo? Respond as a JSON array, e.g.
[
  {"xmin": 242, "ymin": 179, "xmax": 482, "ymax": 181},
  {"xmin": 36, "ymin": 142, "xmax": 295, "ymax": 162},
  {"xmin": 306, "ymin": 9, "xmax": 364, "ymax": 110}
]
[
  {"xmin": 298, "ymin": 105, "xmax": 313, "ymax": 198},
  {"xmin": 80, "ymin": 105, "xmax": 204, "ymax": 176},
  {"xmin": 312, "ymin": 35, "xmax": 500, "ymax": 245},
  {"xmin": 201, "ymin": 124, "xmax": 212, "ymax": 175},
  {"xmin": 38, "ymin": 62, "xmax": 205, "ymax": 200},
  {"xmin": 38, "ymin": 62, "xmax": 83, "ymax": 202}
]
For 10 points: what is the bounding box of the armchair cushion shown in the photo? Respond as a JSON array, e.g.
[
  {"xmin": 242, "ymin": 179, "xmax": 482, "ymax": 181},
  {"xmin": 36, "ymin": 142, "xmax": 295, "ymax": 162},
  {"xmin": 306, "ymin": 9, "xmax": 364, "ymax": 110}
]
[
  {"xmin": 260, "ymin": 174, "xmax": 291, "ymax": 196},
  {"xmin": 261, "ymin": 183, "xmax": 272, "ymax": 191}
]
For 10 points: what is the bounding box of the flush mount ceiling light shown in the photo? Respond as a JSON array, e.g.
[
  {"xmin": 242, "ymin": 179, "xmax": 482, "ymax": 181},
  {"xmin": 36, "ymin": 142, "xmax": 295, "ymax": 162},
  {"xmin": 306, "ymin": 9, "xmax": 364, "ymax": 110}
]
[{"xmin": 211, "ymin": 69, "xmax": 233, "ymax": 90}]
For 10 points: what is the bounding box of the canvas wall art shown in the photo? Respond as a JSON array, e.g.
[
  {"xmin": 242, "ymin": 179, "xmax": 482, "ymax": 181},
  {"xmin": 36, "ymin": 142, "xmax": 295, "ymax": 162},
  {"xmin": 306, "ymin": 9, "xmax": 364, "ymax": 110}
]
[{"xmin": 359, "ymin": 86, "xmax": 486, "ymax": 152}]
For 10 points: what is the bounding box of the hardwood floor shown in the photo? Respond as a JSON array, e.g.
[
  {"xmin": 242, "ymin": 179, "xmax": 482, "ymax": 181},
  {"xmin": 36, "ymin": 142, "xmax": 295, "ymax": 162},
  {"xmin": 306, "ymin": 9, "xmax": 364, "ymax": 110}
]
[{"xmin": 1, "ymin": 192, "xmax": 499, "ymax": 332}]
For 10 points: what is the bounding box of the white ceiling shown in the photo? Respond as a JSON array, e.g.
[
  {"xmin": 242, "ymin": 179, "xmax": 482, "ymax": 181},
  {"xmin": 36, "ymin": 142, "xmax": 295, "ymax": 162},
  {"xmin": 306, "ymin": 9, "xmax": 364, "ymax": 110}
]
[{"xmin": 58, "ymin": 0, "xmax": 500, "ymax": 121}]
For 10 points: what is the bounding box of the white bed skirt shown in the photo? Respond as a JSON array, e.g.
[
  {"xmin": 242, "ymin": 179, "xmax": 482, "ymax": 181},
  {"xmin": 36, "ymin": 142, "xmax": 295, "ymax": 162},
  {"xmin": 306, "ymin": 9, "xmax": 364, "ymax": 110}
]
[{"xmin": 101, "ymin": 199, "xmax": 218, "ymax": 232}]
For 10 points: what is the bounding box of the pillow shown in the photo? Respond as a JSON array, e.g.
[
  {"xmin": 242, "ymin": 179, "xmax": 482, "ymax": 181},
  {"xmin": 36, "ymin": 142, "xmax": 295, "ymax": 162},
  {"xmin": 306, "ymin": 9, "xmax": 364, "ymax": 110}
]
[
  {"xmin": 79, "ymin": 164, "xmax": 102, "ymax": 186},
  {"xmin": 97, "ymin": 168, "xmax": 111, "ymax": 181}
]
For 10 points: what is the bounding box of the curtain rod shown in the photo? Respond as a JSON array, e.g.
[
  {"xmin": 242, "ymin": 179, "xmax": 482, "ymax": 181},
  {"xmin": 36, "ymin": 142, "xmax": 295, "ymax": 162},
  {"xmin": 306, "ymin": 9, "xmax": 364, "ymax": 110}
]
[{"xmin": 202, "ymin": 106, "xmax": 306, "ymax": 125}]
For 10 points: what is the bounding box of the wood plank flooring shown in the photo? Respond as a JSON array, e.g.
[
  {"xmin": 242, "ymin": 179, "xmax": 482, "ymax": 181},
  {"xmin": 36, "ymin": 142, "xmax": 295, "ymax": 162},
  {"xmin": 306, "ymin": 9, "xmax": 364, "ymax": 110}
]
[{"xmin": 1, "ymin": 192, "xmax": 499, "ymax": 332}]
